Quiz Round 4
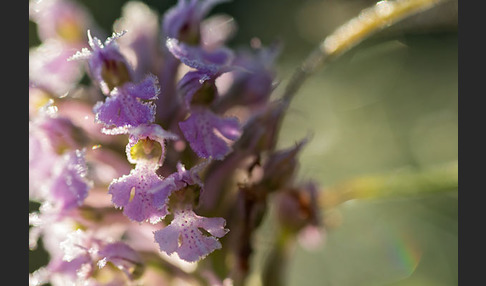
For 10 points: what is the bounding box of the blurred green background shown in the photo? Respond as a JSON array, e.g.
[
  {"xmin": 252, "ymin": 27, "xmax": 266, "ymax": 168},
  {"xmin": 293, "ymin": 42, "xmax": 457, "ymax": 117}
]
[{"xmin": 29, "ymin": 0, "xmax": 458, "ymax": 285}]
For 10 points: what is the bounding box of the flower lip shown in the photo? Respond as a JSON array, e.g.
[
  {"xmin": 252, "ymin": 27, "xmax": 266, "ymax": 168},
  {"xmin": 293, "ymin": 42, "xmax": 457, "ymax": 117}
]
[
  {"xmin": 93, "ymin": 74, "xmax": 161, "ymax": 134},
  {"xmin": 154, "ymin": 205, "xmax": 229, "ymax": 262}
]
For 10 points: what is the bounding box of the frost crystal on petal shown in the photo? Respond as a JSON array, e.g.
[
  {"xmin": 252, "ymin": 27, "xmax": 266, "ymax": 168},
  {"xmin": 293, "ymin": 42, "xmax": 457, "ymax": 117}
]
[
  {"xmin": 179, "ymin": 107, "xmax": 241, "ymax": 160},
  {"xmin": 59, "ymin": 229, "xmax": 91, "ymax": 262},
  {"xmin": 104, "ymin": 30, "xmax": 128, "ymax": 46},
  {"xmin": 67, "ymin": 47, "xmax": 92, "ymax": 61},
  {"xmin": 154, "ymin": 206, "xmax": 228, "ymax": 262}
]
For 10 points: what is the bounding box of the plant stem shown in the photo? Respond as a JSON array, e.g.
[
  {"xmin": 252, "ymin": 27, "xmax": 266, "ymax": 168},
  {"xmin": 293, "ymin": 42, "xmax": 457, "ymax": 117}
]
[
  {"xmin": 256, "ymin": 1, "xmax": 450, "ymax": 284},
  {"xmin": 319, "ymin": 161, "xmax": 458, "ymax": 209},
  {"xmin": 280, "ymin": 0, "xmax": 446, "ymax": 105}
]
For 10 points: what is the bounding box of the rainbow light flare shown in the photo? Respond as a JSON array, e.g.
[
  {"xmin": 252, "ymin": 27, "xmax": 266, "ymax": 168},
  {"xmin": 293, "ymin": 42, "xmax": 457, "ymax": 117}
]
[{"xmin": 386, "ymin": 229, "xmax": 423, "ymax": 277}]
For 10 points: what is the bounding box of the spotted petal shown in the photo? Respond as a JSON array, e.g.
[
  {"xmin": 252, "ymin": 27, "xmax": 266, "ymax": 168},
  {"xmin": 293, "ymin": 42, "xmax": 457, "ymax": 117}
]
[
  {"xmin": 179, "ymin": 107, "xmax": 241, "ymax": 160},
  {"xmin": 154, "ymin": 206, "xmax": 228, "ymax": 262},
  {"xmin": 108, "ymin": 165, "xmax": 175, "ymax": 223}
]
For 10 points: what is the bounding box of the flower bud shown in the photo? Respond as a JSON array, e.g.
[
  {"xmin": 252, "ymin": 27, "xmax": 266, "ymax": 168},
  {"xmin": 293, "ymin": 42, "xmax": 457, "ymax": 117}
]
[
  {"xmin": 275, "ymin": 181, "xmax": 322, "ymax": 234},
  {"xmin": 260, "ymin": 139, "xmax": 307, "ymax": 191}
]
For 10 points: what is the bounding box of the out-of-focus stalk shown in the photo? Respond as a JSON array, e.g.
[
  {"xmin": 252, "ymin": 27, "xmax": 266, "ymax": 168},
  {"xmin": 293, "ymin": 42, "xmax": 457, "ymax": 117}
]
[
  {"xmin": 281, "ymin": 0, "xmax": 446, "ymax": 104},
  {"xmin": 320, "ymin": 161, "xmax": 458, "ymax": 209},
  {"xmin": 259, "ymin": 1, "xmax": 450, "ymax": 285}
]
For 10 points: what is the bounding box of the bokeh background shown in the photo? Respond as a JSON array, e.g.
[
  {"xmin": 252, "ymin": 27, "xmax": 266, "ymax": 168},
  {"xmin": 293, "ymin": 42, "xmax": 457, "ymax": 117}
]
[{"xmin": 29, "ymin": 0, "xmax": 458, "ymax": 285}]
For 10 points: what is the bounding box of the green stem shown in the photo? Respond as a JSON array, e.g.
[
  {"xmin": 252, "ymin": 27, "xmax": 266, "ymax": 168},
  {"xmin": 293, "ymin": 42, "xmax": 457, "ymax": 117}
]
[
  {"xmin": 320, "ymin": 161, "xmax": 458, "ymax": 209},
  {"xmin": 280, "ymin": 0, "xmax": 446, "ymax": 105},
  {"xmin": 256, "ymin": 2, "xmax": 451, "ymax": 284},
  {"xmin": 261, "ymin": 227, "xmax": 294, "ymax": 286}
]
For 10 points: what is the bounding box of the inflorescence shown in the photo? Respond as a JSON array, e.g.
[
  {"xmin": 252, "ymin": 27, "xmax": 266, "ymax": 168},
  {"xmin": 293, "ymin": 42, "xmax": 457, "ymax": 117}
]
[{"xmin": 29, "ymin": 0, "xmax": 323, "ymax": 285}]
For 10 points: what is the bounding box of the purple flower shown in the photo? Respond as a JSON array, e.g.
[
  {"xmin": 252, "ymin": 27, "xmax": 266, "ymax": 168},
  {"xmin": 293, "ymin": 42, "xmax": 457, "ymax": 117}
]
[
  {"xmin": 27, "ymin": 0, "xmax": 329, "ymax": 280},
  {"xmin": 29, "ymin": 0, "xmax": 94, "ymax": 43},
  {"xmin": 165, "ymin": 38, "xmax": 240, "ymax": 159},
  {"xmin": 29, "ymin": 40, "xmax": 85, "ymax": 96},
  {"xmin": 108, "ymin": 122, "xmax": 192, "ymax": 224},
  {"xmin": 179, "ymin": 107, "xmax": 241, "ymax": 160},
  {"xmin": 28, "ymin": 149, "xmax": 92, "ymax": 250},
  {"xmin": 108, "ymin": 158, "xmax": 203, "ymax": 224},
  {"xmin": 29, "ymin": 102, "xmax": 87, "ymax": 153},
  {"xmin": 29, "ymin": 103, "xmax": 91, "ymax": 209},
  {"xmin": 29, "ymin": 255, "xmax": 92, "ymax": 286},
  {"xmin": 113, "ymin": 1, "xmax": 162, "ymax": 82},
  {"xmin": 108, "ymin": 164, "xmax": 173, "ymax": 224},
  {"xmin": 49, "ymin": 149, "xmax": 92, "ymax": 213},
  {"xmin": 168, "ymin": 38, "xmax": 233, "ymax": 107},
  {"xmin": 29, "ymin": 131, "xmax": 57, "ymax": 202},
  {"xmin": 32, "ymin": 228, "xmax": 144, "ymax": 285},
  {"xmin": 155, "ymin": 0, "xmax": 229, "ymax": 125},
  {"xmin": 70, "ymin": 30, "xmax": 134, "ymax": 94},
  {"xmin": 97, "ymin": 241, "xmax": 144, "ymax": 280},
  {"xmin": 92, "ymin": 74, "xmax": 160, "ymax": 134},
  {"xmin": 166, "ymin": 38, "xmax": 233, "ymax": 108},
  {"xmin": 167, "ymin": 38, "xmax": 233, "ymax": 79},
  {"xmin": 162, "ymin": 0, "xmax": 230, "ymax": 44},
  {"xmin": 154, "ymin": 205, "xmax": 229, "ymax": 262},
  {"xmin": 152, "ymin": 161, "xmax": 208, "ymax": 209},
  {"xmin": 214, "ymin": 44, "xmax": 281, "ymax": 111}
]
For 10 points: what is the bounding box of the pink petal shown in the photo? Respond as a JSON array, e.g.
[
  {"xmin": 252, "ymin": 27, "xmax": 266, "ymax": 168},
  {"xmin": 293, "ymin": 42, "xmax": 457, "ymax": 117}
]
[
  {"xmin": 154, "ymin": 206, "xmax": 228, "ymax": 262},
  {"xmin": 179, "ymin": 107, "xmax": 241, "ymax": 160}
]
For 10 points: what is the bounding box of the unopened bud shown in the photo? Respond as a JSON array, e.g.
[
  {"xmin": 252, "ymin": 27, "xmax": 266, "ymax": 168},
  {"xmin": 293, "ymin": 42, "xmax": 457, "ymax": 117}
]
[{"xmin": 261, "ymin": 139, "xmax": 307, "ymax": 191}]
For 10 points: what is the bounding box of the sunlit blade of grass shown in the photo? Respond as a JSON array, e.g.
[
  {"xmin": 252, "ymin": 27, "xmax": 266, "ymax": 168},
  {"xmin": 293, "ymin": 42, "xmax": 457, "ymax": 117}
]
[
  {"xmin": 320, "ymin": 161, "xmax": 457, "ymax": 209},
  {"xmin": 281, "ymin": 0, "xmax": 448, "ymax": 104}
]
